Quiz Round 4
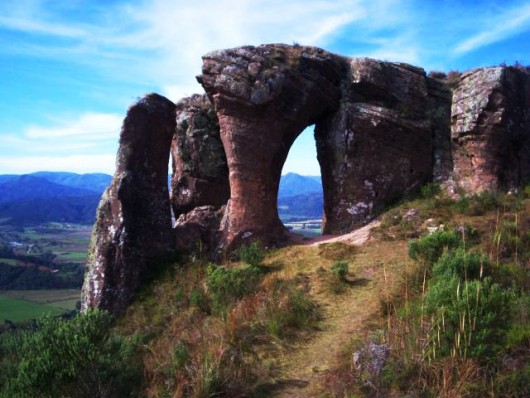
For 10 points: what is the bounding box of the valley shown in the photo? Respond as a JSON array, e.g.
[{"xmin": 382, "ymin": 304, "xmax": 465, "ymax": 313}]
[{"xmin": 0, "ymin": 171, "xmax": 324, "ymax": 322}]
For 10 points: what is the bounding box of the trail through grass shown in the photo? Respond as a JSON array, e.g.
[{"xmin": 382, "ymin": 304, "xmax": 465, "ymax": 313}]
[{"xmin": 259, "ymin": 239, "xmax": 411, "ymax": 396}]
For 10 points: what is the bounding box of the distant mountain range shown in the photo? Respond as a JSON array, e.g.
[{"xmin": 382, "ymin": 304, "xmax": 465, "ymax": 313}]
[
  {"xmin": 0, "ymin": 171, "xmax": 322, "ymax": 225},
  {"xmin": 277, "ymin": 173, "xmax": 323, "ymax": 221},
  {"xmin": 0, "ymin": 173, "xmax": 111, "ymax": 225}
]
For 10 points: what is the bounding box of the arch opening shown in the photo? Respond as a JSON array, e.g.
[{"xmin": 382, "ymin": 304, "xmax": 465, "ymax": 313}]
[{"xmin": 278, "ymin": 126, "xmax": 323, "ymax": 238}]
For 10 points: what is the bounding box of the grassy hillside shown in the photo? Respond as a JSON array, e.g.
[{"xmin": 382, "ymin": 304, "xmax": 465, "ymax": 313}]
[{"xmin": 1, "ymin": 185, "xmax": 530, "ymax": 397}]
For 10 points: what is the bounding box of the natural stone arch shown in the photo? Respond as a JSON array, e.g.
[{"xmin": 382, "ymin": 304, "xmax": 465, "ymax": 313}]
[
  {"xmin": 82, "ymin": 44, "xmax": 459, "ymax": 315},
  {"xmin": 199, "ymin": 45, "xmax": 440, "ymax": 247},
  {"xmin": 316, "ymin": 58, "xmax": 437, "ymax": 234},
  {"xmin": 198, "ymin": 44, "xmax": 345, "ymax": 249}
]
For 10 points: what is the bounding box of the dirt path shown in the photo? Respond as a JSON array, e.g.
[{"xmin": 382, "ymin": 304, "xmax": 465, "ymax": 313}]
[{"xmin": 263, "ymin": 225, "xmax": 409, "ymax": 397}]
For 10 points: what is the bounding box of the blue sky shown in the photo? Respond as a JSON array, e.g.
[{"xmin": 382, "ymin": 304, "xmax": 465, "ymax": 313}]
[{"xmin": 0, "ymin": 0, "xmax": 529, "ymax": 175}]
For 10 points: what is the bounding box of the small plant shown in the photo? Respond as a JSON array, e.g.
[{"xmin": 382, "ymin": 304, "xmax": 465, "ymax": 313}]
[
  {"xmin": 207, "ymin": 265, "xmax": 262, "ymax": 315},
  {"xmin": 420, "ymin": 183, "xmax": 441, "ymax": 199},
  {"xmin": 331, "ymin": 260, "xmax": 349, "ymax": 281},
  {"xmin": 189, "ymin": 287, "xmax": 210, "ymax": 313},
  {"xmin": 261, "ymin": 279, "xmax": 318, "ymax": 338},
  {"xmin": 237, "ymin": 242, "xmax": 265, "ymax": 266},
  {"xmin": 408, "ymin": 229, "xmax": 461, "ymax": 266},
  {"xmin": 172, "ymin": 342, "xmax": 189, "ymax": 370},
  {"xmin": 446, "ymin": 70, "xmax": 462, "ymax": 89}
]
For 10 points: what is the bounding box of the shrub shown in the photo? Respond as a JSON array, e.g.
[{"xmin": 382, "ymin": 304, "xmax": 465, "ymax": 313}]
[
  {"xmin": 432, "ymin": 248, "xmax": 488, "ymax": 281},
  {"xmin": 455, "ymin": 191, "xmax": 504, "ymax": 216},
  {"xmin": 331, "ymin": 260, "xmax": 349, "ymax": 281},
  {"xmin": 425, "ymin": 275, "xmax": 514, "ymax": 361},
  {"xmin": 236, "ymin": 242, "xmax": 265, "ymax": 266},
  {"xmin": 408, "ymin": 230, "xmax": 461, "ymax": 266},
  {"xmin": 0, "ymin": 310, "xmax": 142, "ymax": 398},
  {"xmin": 207, "ymin": 265, "xmax": 262, "ymax": 315}
]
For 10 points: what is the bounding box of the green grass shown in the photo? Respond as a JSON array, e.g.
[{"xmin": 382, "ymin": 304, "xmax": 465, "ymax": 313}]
[
  {"xmin": 0, "ymin": 295, "xmax": 63, "ymax": 322},
  {"xmin": 57, "ymin": 252, "xmax": 87, "ymax": 260},
  {"xmin": 0, "ymin": 258, "xmax": 18, "ymax": 266},
  {"xmin": 0, "ymin": 289, "xmax": 80, "ymax": 313}
]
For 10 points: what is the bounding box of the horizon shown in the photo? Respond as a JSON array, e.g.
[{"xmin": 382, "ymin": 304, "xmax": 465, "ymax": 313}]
[
  {"xmin": 0, "ymin": 169, "xmax": 322, "ymax": 178},
  {"xmin": 1, "ymin": 0, "xmax": 530, "ymax": 175}
]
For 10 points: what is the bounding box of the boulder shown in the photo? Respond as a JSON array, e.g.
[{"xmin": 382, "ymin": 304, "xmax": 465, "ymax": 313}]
[{"xmin": 174, "ymin": 205, "xmax": 226, "ymax": 253}]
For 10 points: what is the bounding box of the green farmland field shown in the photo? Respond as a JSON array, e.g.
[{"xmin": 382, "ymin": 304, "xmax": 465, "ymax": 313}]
[
  {"xmin": 0, "ymin": 296, "xmax": 63, "ymax": 322},
  {"xmin": 0, "ymin": 289, "xmax": 80, "ymax": 322}
]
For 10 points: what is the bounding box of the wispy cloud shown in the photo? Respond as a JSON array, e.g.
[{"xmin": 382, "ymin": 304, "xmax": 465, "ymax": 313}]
[
  {"xmin": 0, "ymin": 112, "xmax": 121, "ymax": 164},
  {"xmin": 0, "ymin": 15, "xmax": 86, "ymax": 38},
  {"xmin": 0, "ymin": 0, "xmax": 370, "ymax": 97},
  {"xmin": 453, "ymin": 3, "xmax": 530, "ymax": 55},
  {"xmin": 25, "ymin": 113, "xmax": 122, "ymax": 139}
]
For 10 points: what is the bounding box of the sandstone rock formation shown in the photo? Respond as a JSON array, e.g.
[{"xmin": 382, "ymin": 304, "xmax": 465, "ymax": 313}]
[
  {"xmin": 451, "ymin": 67, "xmax": 530, "ymax": 193},
  {"xmin": 174, "ymin": 205, "xmax": 226, "ymax": 253},
  {"xmin": 82, "ymin": 94, "xmax": 176, "ymax": 315},
  {"xmin": 316, "ymin": 58, "xmax": 435, "ymax": 234},
  {"xmin": 171, "ymin": 94, "xmax": 229, "ymax": 218},
  {"xmin": 198, "ymin": 45, "xmax": 344, "ymax": 249},
  {"xmin": 82, "ymin": 44, "xmax": 530, "ymax": 315}
]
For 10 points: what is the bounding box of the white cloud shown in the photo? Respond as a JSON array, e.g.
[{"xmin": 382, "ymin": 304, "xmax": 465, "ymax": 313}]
[
  {"xmin": 453, "ymin": 3, "xmax": 530, "ymax": 55},
  {"xmin": 0, "ymin": 113, "xmax": 121, "ymax": 174},
  {"xmin": 25, "ymin": 113, "xmax": 122, "ymax": 139},
  {"xmin": 0, "ymin": 0, "xmax": 369, "ymax": 90}
]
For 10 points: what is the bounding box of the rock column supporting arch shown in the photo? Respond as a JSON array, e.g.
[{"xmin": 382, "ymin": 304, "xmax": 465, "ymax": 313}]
[
  {"xmin": 316, "ymin": 58, "xmax": 434, "ymax": 233},
  {"xmin": 81, "ymin": 94, "xmax": 176, "ymax": 315},
  {"xmin": 198, "ymin": 45, "xmax": 344, "ymax": 249}
]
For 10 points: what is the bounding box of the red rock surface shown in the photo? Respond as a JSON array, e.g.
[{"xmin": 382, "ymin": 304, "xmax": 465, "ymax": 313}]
[
  {"xmin": 451, "ymin": 67, "xmax": 530, "ymax": 193},
  {"xmin": 316, "ymin": 58, "xmax": 434, "ymax": 234},
  {"xmin": 199, "ymin": 44, "xmax": 344, "ymax": 249}
]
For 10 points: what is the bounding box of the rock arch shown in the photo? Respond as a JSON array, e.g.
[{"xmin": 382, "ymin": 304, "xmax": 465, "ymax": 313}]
[
  {"xmin": 198, "ymin": 45, "xmax": 344, "ymax": 249},
  {"xmin": 198, "ymin": 45, "xmax": 439, "ymax": 248}
]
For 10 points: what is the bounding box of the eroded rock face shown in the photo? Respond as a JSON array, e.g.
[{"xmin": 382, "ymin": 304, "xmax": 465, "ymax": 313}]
[
  {"xmin": 316, "ymin": 59, "xmax": 433, "ymax": 234},
  {"xmin": 198, "ymin": 44, "xmax": 345, "ymax": 248},
  {"xmin": 174, "ymin": 205, "xmax": 226, "ymax": 253},
  {"xmin": 171, "ymin": 94, "xmax": 229, "ymax": 217},
  {"xmin": 81, "ymin": 94, "xmax": 176, "ymax": 315},
  {"xmin": 451, "ymin": 67, "xmax": 530, "ymax": 193}
]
